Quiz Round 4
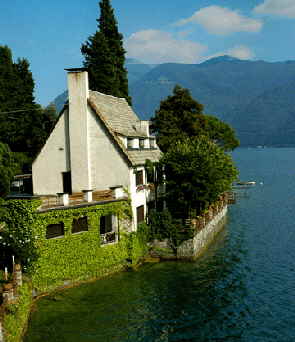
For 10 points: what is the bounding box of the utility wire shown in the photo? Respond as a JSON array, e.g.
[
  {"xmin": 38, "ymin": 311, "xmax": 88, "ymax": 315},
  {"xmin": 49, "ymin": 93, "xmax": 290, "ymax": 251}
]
[{"xmin": 0, "ymin": 108, "xmax": 44, "ymax": 115}]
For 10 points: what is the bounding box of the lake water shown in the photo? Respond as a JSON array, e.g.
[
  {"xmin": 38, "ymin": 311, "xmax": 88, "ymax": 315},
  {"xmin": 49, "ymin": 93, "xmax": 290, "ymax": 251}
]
[{"xmin": 24, "ymin": 148, "xmax": 295, "ymax": 342}]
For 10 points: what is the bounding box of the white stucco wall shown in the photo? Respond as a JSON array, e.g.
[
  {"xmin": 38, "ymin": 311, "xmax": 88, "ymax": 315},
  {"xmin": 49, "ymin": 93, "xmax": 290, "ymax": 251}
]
[
  {"xmin": 88, "ymin": 107, "xmax": 130, "ymax": 191},
  {"xmin": 129, "ymin": 166, "xmax": 148, "ymax": 231},
  {"xmin": 32, "ymin": 110, "xmax": 70, "ymax": 195}
]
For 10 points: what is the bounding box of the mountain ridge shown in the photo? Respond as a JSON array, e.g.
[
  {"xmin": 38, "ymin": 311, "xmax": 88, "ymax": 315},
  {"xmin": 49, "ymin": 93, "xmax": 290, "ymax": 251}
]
[{"xmin": 53, "ymin": 56, "xmax": 295, "ymax": 146}]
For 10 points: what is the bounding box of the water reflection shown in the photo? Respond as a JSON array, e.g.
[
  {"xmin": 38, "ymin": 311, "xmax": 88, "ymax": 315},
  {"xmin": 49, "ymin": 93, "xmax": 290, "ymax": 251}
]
[{"xmin": 25, "ymin": 149, "xmax": 295, "ymax": 341}]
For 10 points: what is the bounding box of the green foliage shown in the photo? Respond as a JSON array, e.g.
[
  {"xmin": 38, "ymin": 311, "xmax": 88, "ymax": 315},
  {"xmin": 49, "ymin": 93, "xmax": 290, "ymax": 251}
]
[
  {"xmin": 0, "ymin": 143, "xmax": 19, "ymax": 197},
  {"xmin": 151, "ymin": 85, "xmax": 206, "ymax": 152},
  {"xmin": 3, "ymin": 282, "xmax": 33, "ymax": 342},
  {"xmin": 81, "ymin": 0, "xmax": 131, "ymax": 104},
  {"xmin": 148, "ymin": 209, "xmax": 193, "ymax": 254},
  {"xmin": 0, "ymin": 200, "xmax": 40, "ymax": 269},
  {"xmin": 128, "ymin": 222, "xmax": 151, "ymax": 263},
  {"xmin": 151, "ymin": 85, "xmax": 239, "ymax": 152},
  {"xmin": 162, "ymin": 137, "xmax": 238, "ymax": 217},
  {"xmin": 0, "ymin": 199, "xmax": 150, "ymax": 291},
  {"xmin": 0, "ymin": 45, "xmax": 55, "ymax": 163},
  {"xmin": 204, "ymin": 115, "xmax": 239, "ymax": 151}
]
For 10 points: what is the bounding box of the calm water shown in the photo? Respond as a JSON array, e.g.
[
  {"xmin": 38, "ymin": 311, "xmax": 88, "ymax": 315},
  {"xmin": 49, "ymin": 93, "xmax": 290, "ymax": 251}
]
[{"xmin": 25, "ymin": 148, "xmax": 295, "ymax": 342}]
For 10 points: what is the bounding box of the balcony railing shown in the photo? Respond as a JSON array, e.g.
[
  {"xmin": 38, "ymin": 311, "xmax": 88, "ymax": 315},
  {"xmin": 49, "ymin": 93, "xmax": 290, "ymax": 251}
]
[{"xmin": 100, "ymin": 231, "xmax": 116, "ymax": 245}]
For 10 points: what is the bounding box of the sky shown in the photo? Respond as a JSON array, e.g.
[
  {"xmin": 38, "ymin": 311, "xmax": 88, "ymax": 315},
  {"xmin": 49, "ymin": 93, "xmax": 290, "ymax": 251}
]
[{"xmin": 1, "ymin": 0, "xmax": 295, "ymax": 106}]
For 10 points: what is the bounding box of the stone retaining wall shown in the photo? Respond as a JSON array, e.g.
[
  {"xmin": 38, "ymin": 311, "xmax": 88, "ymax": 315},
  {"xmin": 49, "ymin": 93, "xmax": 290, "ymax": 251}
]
[{"xmin": 177, "ymin": 205, "xmax": 227, "ymax": 259}]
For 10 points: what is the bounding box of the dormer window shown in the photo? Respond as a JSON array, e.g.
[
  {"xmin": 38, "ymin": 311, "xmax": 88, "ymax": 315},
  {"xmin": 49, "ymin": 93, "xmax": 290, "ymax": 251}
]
[
  {"xmin": 150, "ymin": 139, "xmax": 156, "ymax": 149},
  {"xmin": 139, "ymin": 139, "xmax": 145, "ymax": 149},
  {"xmin": 127, "ymin": 138, "xmax": 133, "ymax": 149}
]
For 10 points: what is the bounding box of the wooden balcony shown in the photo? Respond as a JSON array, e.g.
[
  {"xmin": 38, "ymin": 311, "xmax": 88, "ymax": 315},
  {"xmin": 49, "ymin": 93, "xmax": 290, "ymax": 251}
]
[{"xmin": 39, "ymin": 190, "xmax": 121, "ymax": 211}]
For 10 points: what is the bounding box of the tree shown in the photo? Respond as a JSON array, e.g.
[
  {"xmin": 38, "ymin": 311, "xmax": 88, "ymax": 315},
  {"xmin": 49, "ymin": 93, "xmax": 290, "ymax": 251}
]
[
  {"xmin": 151, "ymin": 85, "xmax": 206, "ymax": 152},
  {"xmin": 81, "ymin": 0, "xmax": 131, "ymax": 104},
  {"xmin": 204, "ymin": 115, "xmax": 239, "ymax": 151},
  {"xmin": 0, "ymin": 46, "xmax": 55, "ymax": 166},
  {"xmin": 0, "ymin": 143, "xmax": 19, "ymax": 197},
  {"xmin": 162, "ymin": 137, "xmax": 238, "ymax": 218},
  {"xmin": 151, "ymin": 85, "xmax": 239, "ymax": 152},
  {"xmin": 0, "ymin": 46, "xmax": 16, "ymax": 109}
]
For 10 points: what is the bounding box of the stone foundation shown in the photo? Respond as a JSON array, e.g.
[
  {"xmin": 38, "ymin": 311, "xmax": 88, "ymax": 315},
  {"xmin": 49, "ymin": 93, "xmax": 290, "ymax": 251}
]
[{"xmin": 177, "ymin": 206, "xmax": 227, "ymax": 259}]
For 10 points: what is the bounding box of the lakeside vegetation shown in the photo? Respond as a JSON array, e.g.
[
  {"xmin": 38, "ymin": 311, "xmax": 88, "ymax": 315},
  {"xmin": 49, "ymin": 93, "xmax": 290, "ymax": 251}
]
[{"xmin": 0, "ymin": 1, "xmax": 239, "ymax": 340}]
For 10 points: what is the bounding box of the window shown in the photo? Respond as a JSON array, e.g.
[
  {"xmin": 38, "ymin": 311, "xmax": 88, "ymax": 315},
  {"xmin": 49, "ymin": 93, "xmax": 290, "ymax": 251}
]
[
  {"xmin": 127, "ymin": 138, "xmax": 133, "ymax": 149},
  {"xmin": 139, "ymin": 139, "xmax": 145, "ymax": 149},
  {"xmin": 137, "ymin": 205, "xmax": 145, "ymax": 225},
  {"xmin": 150, "ymin": 139, "xmax": 155, "ymax": 149},
  {"xmin": 72, "ymin": 216, "xmax": 88, "ymax": 234},
  {"xmin": 46, "ymin": 223, "xmax": 64, "ymax": 239},
  {"xmin": 62, "ymin": 171, "xmax": 72, "ymax": 194},
  {"xmin": 136, "ymin": 170, "xmax": 144, "ymax": 186},
  {"xmin": 100, "ymin": 215, "xmax": 117, "ymax": 245}
]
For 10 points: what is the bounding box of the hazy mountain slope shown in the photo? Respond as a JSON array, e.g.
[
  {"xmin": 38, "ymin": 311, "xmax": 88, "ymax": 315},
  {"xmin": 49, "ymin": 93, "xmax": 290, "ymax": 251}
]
[
  {"xmin": 54, "ymin": 60, "xmax": 155, "ymax": 113},
  {"xmin": 130, "ymin": 57, "xmax": 295, "ymax": 123},
  {"xmin": 232, "ymin": 79, "xmax": 295, "ymax": 146},
  {"xmin": 53, "ymin": 56, "xmax": 295, "ymax": 146}
]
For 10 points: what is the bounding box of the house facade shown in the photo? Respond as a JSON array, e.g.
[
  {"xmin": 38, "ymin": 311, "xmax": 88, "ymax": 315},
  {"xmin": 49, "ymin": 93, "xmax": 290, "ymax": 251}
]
[{"xmin": 32, "ymin": 69, "xmax": 161, "ymax": 230}]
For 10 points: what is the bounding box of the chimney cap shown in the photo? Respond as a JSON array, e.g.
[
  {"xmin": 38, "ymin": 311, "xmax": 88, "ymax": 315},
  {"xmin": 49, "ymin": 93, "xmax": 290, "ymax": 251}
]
[{"xmin": 65, "ymin": 67, "xmax": 88, "ymax": 72}]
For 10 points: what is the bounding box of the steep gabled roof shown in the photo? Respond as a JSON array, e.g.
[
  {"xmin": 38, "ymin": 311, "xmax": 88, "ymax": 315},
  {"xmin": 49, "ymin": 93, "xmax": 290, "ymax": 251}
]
[
  {"xmin": 89, "ymin": 91, "xmax": 147, "ymax": 137},
  {"xmin": 88, "ymin": 91, "xmax": 161, "ymax": 166}
]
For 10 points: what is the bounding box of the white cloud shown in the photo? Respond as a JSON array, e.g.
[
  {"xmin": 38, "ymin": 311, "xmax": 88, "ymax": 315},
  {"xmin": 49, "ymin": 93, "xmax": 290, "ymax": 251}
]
[
  {"xmin": 125, "ymin": 30, "xmax": 207, "ymax": 64},
  {"xmin": 204, "ymin": 45, "xmax": 255, "ymax": 61},
  {"xmin": 176, "ymin": 6, "xmax": 263, "ymax": 35},
  {"xmin": 254, "ymin": 0, "xmax": 295, "ymax": 18}
]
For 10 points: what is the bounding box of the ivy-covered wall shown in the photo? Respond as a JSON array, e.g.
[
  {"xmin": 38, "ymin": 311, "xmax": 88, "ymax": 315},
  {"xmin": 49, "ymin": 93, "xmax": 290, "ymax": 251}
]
[
  {"xmin": 3, "ymin": 282, "xmax": 32, "ymax": 342},
  {"xmin": 1, "ymin": 199, "xmax": 150, "ymax": 293},
  {"xmin": 33, "ymin": 200, "xmax": 141, "ymax": 292}
]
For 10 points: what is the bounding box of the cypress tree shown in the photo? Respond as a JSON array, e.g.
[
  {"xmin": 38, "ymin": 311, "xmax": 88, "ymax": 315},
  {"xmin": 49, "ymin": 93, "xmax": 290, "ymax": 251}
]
[{"xmin": 81, "ymin": 0, "xmax": 131, "ymax": 104}]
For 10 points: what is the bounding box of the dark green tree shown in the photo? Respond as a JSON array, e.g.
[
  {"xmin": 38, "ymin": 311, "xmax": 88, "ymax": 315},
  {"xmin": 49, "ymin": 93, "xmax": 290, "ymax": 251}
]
[
  {"xmin": 0, "ymin": 46, "xmax": 19, "ymax": 113},
  {"xmin": 204, "ymin": 115, "xmax": 239, "ymax": 151},
  {"xmin": 81, "ymin": 0, "xmax": 131, "ymax": 104},
  {"xmin": 151, "ymin": 85, "xmax": 239, "ymax": 152},
  {"xmin": 0, "ymin": 46, "xmax": 55, "ymax": 166},
  {"xmin": 162, "ymin": 137, "xmax": 238, "ymax": 218},
  {"xmin": 151, "ymin": 85, "xmax": 206, "ymax": 152},
  {"xmin": 0, "ymin": 143, "xmax": 19, "ymax": 197}
]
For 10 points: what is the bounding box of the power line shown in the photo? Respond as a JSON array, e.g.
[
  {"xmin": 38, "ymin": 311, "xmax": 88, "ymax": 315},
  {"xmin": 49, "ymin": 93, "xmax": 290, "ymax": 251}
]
[{"xmin": 0, "ymin": 108, "xmax": 43, "ymax": 115}]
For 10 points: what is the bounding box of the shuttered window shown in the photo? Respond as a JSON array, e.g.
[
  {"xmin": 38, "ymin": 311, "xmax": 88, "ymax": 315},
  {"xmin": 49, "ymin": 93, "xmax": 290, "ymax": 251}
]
[
  {"xmin": 72, "ymin": 216, "xmax": 88, "ymax": 234},
  {"xmin": 46, "ymin": 223, "xmax": 64, "ymax": 239}
]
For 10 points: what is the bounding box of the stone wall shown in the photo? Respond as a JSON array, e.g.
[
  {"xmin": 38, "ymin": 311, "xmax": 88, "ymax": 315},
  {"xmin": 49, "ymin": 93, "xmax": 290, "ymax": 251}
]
[{"xmin": 177, "ymin": 206, "xmax": 227, "ymax": 259}]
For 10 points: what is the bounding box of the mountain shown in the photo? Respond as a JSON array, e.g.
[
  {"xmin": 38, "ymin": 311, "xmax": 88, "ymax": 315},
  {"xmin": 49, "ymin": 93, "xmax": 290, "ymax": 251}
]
[
  {"xmin": 53, "ymin": 56, "xmax": 295, "ymax": 146},
  {"xmin": 231, "ymin": 79, "xmax": 295, "ymax": 146},
  {"xmin": 53, "ymin": 60, "xmax": 156, "ymax": 113}
]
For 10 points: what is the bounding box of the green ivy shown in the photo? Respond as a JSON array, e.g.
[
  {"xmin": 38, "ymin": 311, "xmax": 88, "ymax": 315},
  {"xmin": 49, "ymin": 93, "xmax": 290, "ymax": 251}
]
[
  {"xmin": 3, "ymin": 282, "xmax": 33, "ymax": 342},
  {"xmin": 1, "ymin": 199, "xmax": 150, "ymax": 292}
]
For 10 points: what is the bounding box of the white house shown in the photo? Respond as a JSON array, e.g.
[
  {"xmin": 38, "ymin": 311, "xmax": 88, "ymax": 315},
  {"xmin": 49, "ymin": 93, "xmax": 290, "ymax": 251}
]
[{"xmin": 32, "ymin": 68, "xmax": 161, "ymax": 229}]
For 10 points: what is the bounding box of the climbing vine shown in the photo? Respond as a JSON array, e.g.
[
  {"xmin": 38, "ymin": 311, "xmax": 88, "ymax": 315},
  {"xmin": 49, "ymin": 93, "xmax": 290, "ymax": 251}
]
[{"xmin": 0, "ymin": 199, "xmax": 150, "ymax": 292}]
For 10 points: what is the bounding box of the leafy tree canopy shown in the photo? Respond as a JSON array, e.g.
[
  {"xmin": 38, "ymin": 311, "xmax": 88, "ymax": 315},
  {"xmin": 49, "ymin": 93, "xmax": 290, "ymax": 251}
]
[
  {"xmin": 162, "ymin": 136, "xmax": 238, "ymax": 218},
  {"xmin": 204, "ymin": 115, "xmax": 240, "ymax": 151},
  {"xmin": 151, "ymin": 85, "xmax": 239, "ymax": 152},
  {"xmin": 81, "ymin": 0, "xmax": 131, "ymax": 104}
]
